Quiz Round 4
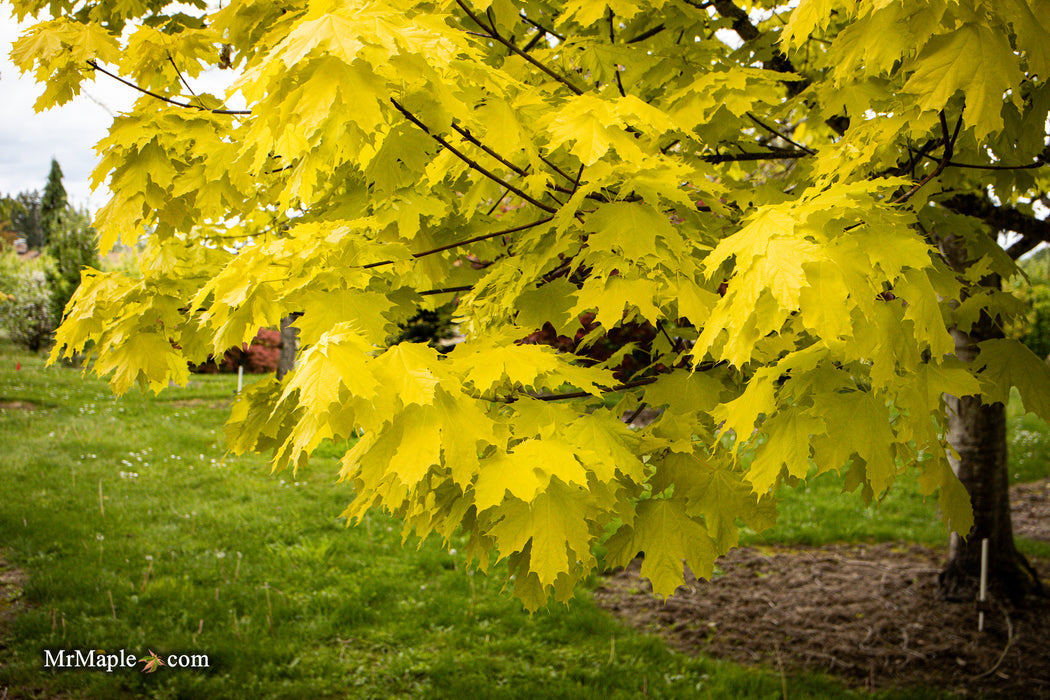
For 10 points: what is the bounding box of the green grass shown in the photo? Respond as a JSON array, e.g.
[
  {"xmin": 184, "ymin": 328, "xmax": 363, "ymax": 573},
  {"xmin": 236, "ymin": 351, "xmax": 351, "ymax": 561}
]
[
  {"xmin": 0, "ymin": 342, "xmax": 1045, "ymax": 699},
  {"xmin": 735, "ymin": 387, "xmax": 1050, "ymax": 561}
]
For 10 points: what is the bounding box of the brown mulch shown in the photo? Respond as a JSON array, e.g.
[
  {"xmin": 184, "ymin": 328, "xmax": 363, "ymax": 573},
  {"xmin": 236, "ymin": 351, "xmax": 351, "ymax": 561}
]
[
  {"xmin": 0, "ymin": 400, "xmax": 39, "ymax": 411},
  {"xmin": 594, "ymin": 479, "xmax": 1050, "ymax": 699},
  {"xmin": 1011, "ymin": 479, "xmax": 1050, "ymax": 543}
]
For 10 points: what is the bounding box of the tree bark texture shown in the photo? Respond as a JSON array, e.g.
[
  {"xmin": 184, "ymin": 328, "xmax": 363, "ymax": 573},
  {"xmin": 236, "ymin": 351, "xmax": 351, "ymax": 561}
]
[
  {"xmin": 276, "ymin": 315, "xmax": 299, "ymax": 381},
  {"xmin": 938, "ymin": 234, "xmax": 1045, "ymax": 601}
]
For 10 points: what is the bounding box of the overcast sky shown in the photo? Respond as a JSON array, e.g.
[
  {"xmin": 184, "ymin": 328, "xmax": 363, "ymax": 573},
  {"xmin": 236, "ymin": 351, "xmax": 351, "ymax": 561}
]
[
  {"xmin": 0, "ymin": 12, "xmax": 136, "ymax": 211},
  {"xmin": 2, "ymin": 8, "xmax": 237, "ymax": 214}
]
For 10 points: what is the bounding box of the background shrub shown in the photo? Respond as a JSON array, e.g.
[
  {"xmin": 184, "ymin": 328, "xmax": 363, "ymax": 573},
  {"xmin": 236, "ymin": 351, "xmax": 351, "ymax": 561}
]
[
  {"xmin": 191, "ymin": 327, "xmax": 281, "ymax": 374},
  {"xmin": 0, "ymin": 269, "xmax": 55, "ymax": 352}
]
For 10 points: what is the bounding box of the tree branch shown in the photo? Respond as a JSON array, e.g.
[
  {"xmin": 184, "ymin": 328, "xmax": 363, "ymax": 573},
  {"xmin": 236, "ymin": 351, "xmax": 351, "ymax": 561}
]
[
  {"xmin": 361, "ymin": 217, "xmax": 554, "ymax": 270},
  {"xmin": 627, "ymin": 24, "xmax": 666, "ymax": 44},
  {"xmin": 456, "ymin": 0, "xmax": 584, "ymax": 96},
  {"xmin": 747, "ymin": 113, "xmax": 815, "ymax": 155},
  {"xmin": 942, "ymin": 193, "xmax": 1050, "ymax": 260},
  {"xmin": 609, "ymin": 9, "xmax": 627, "ymax": 97},
  {"xmin": 891, "ymin": 112, "xmax": 958, "ymax": 205},
  {"xmin": 519, "ymin": 13, "xmax": 565, "ymax": 42},
  {"xmin": 702, "ymin": 149, "xmax": 810, "ymax": 163},
  {"xmin": 450, "ymin": 122, "xmax": 529, "ymax": 177},
  {"xmin": 167, "ymin": 54, "xmax": 206, "ymax": 110},
  {"xmin": 86, "ymin": 60, "xmax": 251, "ymax": 115},
  {"xmin": 527, "ymin": 376, "xmax": 658, "ymax": 402},
  {"xmin": 420, "ymin": 285, "xmax": 474, "ymax": 296},
  {"xmin": 390, "ymin": 98, "xmax": 557, "ymax": 215},
  {"xmin": 711, "ymin": 0, "xmax": 804, "ymax": 96}
]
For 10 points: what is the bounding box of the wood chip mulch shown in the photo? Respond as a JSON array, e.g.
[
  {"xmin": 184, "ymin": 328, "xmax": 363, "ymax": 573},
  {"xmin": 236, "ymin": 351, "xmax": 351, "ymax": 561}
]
[{"xmin": 594, "ymin": 479, "xmax": 1050, "ymax": 699}]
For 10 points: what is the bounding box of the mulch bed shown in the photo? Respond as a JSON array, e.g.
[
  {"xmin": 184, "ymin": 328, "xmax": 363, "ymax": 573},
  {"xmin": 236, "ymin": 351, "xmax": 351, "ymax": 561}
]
[{"xmin": 594, "ymin": 479, "xmax": 1050, "ymax": 699}]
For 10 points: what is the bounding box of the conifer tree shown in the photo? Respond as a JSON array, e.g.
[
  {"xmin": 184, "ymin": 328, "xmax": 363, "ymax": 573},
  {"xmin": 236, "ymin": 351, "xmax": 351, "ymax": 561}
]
[{"xmin": 40, "ymin": 158, "xmax": 68, "ymax": 247}]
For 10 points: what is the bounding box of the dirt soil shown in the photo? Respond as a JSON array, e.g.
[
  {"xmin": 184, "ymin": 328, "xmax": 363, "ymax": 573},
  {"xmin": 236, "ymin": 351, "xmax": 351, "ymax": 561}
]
[
  {"xmin": 594, "ymin": 479, "xmax": 1050, "ymax": 699},
  {"xmin": 0, "ymin": 400, "xmax": 39, "ymax": 411}
]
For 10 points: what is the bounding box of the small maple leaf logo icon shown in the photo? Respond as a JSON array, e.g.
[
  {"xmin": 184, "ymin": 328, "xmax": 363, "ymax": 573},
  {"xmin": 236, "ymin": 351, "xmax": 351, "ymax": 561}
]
[{"xmin": 139, "ymin": 650, "xmax": 165, "ymax": 673}]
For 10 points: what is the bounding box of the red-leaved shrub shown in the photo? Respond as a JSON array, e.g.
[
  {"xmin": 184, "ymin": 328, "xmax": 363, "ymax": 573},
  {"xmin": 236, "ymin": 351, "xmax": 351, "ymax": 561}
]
[{"xmin": 190, "ymin": 328, "xmax": 281, "ymax": 374}]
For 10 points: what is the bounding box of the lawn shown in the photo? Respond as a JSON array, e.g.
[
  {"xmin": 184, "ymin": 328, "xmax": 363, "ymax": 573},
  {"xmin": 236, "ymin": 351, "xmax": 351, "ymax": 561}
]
[{"xmin": 0, "ymin": 342, "xmax": 1046, "ymax": 699}]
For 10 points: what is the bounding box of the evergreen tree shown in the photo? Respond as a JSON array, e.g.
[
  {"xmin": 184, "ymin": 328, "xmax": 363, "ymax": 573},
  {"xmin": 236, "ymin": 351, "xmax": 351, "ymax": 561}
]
[
  {"xmin": 40, "ymin": 158, "xmax": 68, "ymax": 247},
  {"xmin": 46, "ymin": 207, "xmax": 100, "ymax": 323}
]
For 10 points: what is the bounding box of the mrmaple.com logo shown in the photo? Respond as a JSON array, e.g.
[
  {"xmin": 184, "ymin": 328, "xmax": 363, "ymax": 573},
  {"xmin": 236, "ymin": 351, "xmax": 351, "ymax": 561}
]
[{"xmin": 43, "ymin": 648, "xmax": 209, "ymax": 673}]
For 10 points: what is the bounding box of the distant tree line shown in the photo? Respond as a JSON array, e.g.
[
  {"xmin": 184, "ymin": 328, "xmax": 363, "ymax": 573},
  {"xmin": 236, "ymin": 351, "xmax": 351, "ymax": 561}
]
[{"xmin": 1, "ymin": 159, "xmax": 99, "ymax": 351}]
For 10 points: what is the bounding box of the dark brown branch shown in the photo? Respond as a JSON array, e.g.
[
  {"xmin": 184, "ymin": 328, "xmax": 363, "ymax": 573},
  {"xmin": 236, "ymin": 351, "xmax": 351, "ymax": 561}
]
[
  {"xmin": 447, "ymin": 125, "xmax": 568, "ymax": 205},
  {"xmin": 627, "ymin": 24, "xmax": 666, "ymax": 44},
  {"xmin": 942, "ymin": 193, "xmax": 1050, "ymax": 260},
  {"xmin": 528, "ymin": 376, "xmax": 658, "ymax": 402},
  {"xmin": 456, "ymin": 0, "xmax": 584, "ymax": 96},
  {"xmin": 539, "ymin": 154, "xmax": 579, "ymax": 187},
  {"xmin": 608, "ymin": 9, "xmax": 627, "ymax": 97},
  {"xmin": 390, "ymin": 98, "xmax": 557, "ymax": 214},
  {"xmin": 86, "ymin": 60, "xmax": 251, "ymax": 115},
  {"xmin": 711, "ymin": 0, "xmax": 803, "ymax": 95},
  {"xmin": 624, "ymin": 402, "xmax": 649, "ymax": 424},
  {"xmin": 361, "ymin": 217, "xmax": 554, "ymax": 269},
  {"xmin": 519, "ymin": 13, "xmax": 566, "ymax": 42},
  {"xmin": 655, "ymin": 319, "xmax": 679, "ymax": 353},
  {"xmin": 947, "ymin": 160, "xmax": 1046, "ymax": 171},
  {"xmin": 486, "ymin": 169, "xmax": 527, "ymax": 216},
  {"xmin": 420, "ymin": 285, "xmax": 474, "ymax": 296},
  {"xmin": 167, "ymin": 54, "xmax": 206, "ymax": 110},
  {"xmin": 450, "ymin": 123, "xmax": 529, "ymax": 177},
  {"xmin": 747, "ymin": 113, "xmax": 816, "ymax": 155},
  {"xmin": 891, "ymin": 112, "xmax": 957, "ymax": 205},
  {"xmin": 522, "ymin": 29, "xmax": 548, "ymax": 53},
  {"xmin": 916, "ymin": 151, "xmax": 1048, "ymax": 172},
  {"xmin": 702, "ymin": 149, "xmax": 810, "ymax": 163}
]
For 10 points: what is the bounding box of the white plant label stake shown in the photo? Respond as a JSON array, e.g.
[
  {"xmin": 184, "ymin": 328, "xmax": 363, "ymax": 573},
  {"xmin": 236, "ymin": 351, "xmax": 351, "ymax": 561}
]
[{"xmin": 978, "ymin": 538, "xmax": 989, "ymax": 632}]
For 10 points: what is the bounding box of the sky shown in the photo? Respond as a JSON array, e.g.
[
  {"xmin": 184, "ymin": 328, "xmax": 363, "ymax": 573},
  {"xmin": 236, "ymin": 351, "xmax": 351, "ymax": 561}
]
[
  {"xmin": 0, "ymin": 12, "xmax": 136, "ymax": 211},
  {"xmin": 1, "ymin": 8, "xmax": 236, "ymax": 213}
]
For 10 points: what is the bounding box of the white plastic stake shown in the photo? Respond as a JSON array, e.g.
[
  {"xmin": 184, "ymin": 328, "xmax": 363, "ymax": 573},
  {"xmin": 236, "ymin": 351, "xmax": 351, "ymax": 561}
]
[
  {"xmin": 237, "ymin": 365, "xmax": 244, "ymax": 394},
  {"xmin": 978, "ymin": 538, "xmax": 989, "ymax": 631}
]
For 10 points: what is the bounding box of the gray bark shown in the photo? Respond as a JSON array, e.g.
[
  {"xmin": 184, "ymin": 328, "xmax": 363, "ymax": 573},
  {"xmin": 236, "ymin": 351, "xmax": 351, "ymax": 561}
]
[
  {"xmin": 277, "ymin": 315, "xmax": 299, "ymax": 380},
  {"xmin": 938, "ymin": 234, "xmax": 1044, "ymax": 601}
]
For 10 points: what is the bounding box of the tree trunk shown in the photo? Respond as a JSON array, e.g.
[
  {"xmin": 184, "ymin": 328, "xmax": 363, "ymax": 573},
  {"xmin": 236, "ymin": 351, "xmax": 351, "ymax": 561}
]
[
  {"xmin": 277, "ymin": 315, "xmax": 299, "ymax": 380},
  {"xmin": 938, "ymin": 235, "xmax": 1045, "ymax": 601}
]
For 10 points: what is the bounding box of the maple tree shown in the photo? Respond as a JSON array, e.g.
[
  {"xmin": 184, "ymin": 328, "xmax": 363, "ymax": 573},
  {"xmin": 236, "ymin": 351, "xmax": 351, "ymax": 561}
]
[{"xmin": 11, "ymin": 0, "xmax": 1050, "ymax": 608}]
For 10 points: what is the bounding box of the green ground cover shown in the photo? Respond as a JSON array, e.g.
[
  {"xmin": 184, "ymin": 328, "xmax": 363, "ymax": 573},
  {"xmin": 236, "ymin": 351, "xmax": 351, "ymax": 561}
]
[{"xmin": 0, "ymin": 342, "xmax": 1046, "ymax": 699}]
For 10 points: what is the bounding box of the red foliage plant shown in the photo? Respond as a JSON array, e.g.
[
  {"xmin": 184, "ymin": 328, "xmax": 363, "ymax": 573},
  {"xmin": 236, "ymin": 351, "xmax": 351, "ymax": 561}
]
[{"xmin": 190, "ymin": 328, "xmax": 281, "ymax": 374}]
